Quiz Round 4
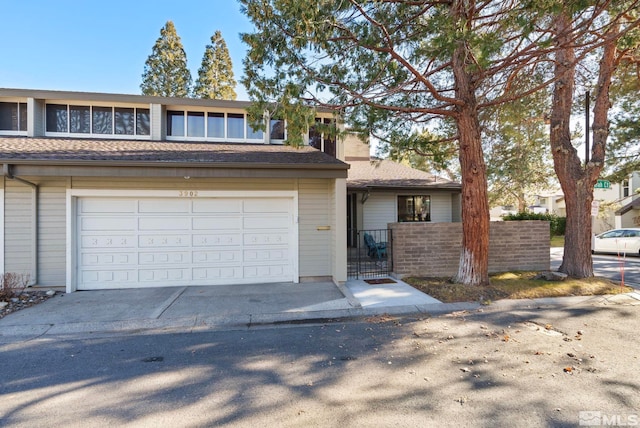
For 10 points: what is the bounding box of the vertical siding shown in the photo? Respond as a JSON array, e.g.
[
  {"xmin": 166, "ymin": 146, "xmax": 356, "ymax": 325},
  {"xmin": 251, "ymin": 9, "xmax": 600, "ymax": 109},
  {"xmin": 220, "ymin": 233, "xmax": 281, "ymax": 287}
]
[
  {"xmin": 298, "ymin": 179, "xmax": 331, "ymax": 277},
  {"xmin": 4, "ymin": 178, "xmax": 67, "ymax": 286},
  {"xmin": 4, "ymin": 179, "xmax": 35, "ymax": 279},
  {"xmin": 28, "ymin": 98, "xmax": 46, "ymax": 137},
  {"xmin": 363, "ymin": 193, "xmax": 396, "ymax": 230},
  {"xmin": 38, "ymin": 179, "xmax": 67, "ymax": 285},
  {"xmin": 451, "ymin": 193, "xmax": 462, "ymax": 222},
  {"xmin": 151, "ymin": 103, "xmax": 164, "ymax": 140},
  {"xmin": 430, "ymin": 192, "xmax": 452, "ymax": 223}
]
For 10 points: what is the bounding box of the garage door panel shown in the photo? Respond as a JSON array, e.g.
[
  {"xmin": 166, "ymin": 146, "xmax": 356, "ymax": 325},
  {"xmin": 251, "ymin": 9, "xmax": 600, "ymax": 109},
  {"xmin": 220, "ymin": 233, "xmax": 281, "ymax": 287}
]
[
  {"xmin": 244, "ymin": 233, "xmax": 288, "ymax": 245},
  {"xmin": 243, "ymin": 216, "xmax": 289, "ymax": 229},
  {"xmin": 244, "ymin": 264, "xmax": 288, "ymax": 278},
  {"xmin": 192, "ymin": 234, "xmax": 241, "ymax": 246},
  {"xmin": 244, "ymin": 248, "xmax": 289, "ymax": 262},
  {"xmin": 81, "ymin": 269, "xmax": 137, "ymax": 285},
  {"xmin": 193, "ymin": 199, "xmax": 242, "ymax": 213},
  {"xmin": 80, "ymin": 199, "xmax": 136, "ymax": 213},
  {"xmin": 139, "ymin": 268, "xmax": 189, "ymax": 282},
  {"xmin": 193, "ymin": 250, "xmax": 241, "ymax": 263},
  {"xmin": 192, "ymin": 217, "xmax": 241, "ymax": 230},
  {"xmin": 139, "ymin": 199, "xmax": 190, "ymax": 213},
  {"xmin": 139, "ymin": 251, "xmax": 189, "ymax": 265},
  {"xmin": 81, "ymin": 235, "xmax": 136, "ymax": 248},
  {"xmin": 138, "ymin": 234, "xmax": 191, "ymax": 247},
  {"xmin": 82, "ymin": 252, "xmax": 135, "ymax": 266},
  {"xmin": 76, "ymin": 196, "xmax": 295, "ymax": 289},
  {"xmin": 244, "ymin": 199, "xmax": 289, "ymax": 213},
  {"xmin": 139, "ymin": 217, "xmax": 191, "ymax": 230},
  {"xmin": 82, "ymin": 217, "xmax": 137, "ymax": 231},
  {"xmin": 193, "ymin": 267, "xmax": 243, "ymax": 280}
]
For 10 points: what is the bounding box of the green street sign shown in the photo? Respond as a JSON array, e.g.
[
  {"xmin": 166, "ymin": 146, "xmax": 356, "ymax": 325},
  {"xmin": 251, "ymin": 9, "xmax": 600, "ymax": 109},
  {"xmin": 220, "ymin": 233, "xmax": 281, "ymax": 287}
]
[{"xmin": 595, "ymin": 179, "xmax": 611, "ymax": 189}]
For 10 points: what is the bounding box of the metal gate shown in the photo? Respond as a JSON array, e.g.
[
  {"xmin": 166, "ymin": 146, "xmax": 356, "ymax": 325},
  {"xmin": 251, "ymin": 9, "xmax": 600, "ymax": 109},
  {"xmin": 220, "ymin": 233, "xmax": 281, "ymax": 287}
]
[{"xmin": 347, "ymin": 229, "xmax": 392, "ymax": 279}]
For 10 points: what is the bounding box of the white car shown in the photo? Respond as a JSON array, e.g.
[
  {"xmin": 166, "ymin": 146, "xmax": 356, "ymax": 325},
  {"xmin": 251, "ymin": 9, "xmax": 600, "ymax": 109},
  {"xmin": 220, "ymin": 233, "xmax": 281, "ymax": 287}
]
[{"xmin": 592, "ymin": 228, "xmax": 640, "ymax": 256}]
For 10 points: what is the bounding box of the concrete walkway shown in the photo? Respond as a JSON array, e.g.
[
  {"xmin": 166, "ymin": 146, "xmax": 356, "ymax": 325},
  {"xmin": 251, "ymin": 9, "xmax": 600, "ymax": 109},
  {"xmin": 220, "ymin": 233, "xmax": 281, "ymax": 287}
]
[{"xmin": 1, "ymin": 277, "xmax": 639, "ymax": 341}]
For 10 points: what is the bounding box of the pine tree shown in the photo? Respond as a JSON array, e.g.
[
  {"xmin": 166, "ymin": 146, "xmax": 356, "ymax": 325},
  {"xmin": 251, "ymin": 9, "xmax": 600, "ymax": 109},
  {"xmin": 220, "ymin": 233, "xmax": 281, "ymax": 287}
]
[
  {"xmin": 193, "ymin": 30, "xmax": 237, "ymax": 100},
  {"xmin": 140, "ymin": 21, "xmax": 192, "ymax": 98}
]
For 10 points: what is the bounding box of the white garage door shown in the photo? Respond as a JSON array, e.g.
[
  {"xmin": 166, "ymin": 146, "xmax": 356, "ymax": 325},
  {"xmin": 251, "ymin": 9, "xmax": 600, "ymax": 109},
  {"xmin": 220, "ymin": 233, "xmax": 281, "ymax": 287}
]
[{"xmin": 76, "ymin": 196, "xmax": 295, "ymax": 290}]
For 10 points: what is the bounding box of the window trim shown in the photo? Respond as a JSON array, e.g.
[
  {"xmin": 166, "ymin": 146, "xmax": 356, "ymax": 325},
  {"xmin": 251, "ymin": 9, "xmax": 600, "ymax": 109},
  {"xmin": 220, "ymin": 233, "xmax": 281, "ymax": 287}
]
[
  {"xmin": 308, "ymin": 116, "xmax": 336, "ymax": 155},
  {"xmin": 165, "ymin": 108, "xmax": 266, "ymax": 143},
  {"xmin": 397, "ymin": 195, "xmax": 431, "ymax": 222},
  {"xmin": 44, "ymin": 103, "xmax": 151, "ymax": 139}
]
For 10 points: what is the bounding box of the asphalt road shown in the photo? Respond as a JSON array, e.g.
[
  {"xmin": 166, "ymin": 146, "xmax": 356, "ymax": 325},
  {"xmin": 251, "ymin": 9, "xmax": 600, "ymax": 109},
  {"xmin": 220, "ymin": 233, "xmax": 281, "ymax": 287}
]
[
  {"xmin": 1, "ymin": 295, "xmax": 639, "ymax": 428},
  {"xmin": 551, "ymin": 248, "xmax": 640, "ymax": 287}
]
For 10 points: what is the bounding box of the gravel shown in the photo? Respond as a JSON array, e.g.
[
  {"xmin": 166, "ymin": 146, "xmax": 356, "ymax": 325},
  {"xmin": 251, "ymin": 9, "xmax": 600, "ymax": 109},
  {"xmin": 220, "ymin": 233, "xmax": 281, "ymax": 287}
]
[{"xmin": 0, "ymin": 289, "xmax": 58, "ymax": 320}]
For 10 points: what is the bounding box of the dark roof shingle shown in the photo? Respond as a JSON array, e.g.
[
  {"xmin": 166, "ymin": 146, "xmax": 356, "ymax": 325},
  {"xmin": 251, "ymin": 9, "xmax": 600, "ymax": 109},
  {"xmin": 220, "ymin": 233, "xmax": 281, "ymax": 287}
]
[
  {"xmin": 347, "ymin": 159, "xmax": 460, "ymax": 190},
  {"xmin": 0, "ymin": 137, "xmax": 347, "ymax": 169}
]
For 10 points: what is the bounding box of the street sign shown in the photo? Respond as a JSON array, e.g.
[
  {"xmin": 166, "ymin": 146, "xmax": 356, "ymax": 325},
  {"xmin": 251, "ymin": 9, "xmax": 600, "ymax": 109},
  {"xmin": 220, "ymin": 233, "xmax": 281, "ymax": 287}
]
[
  {"xmin": 594, "ymin": 179, "xmax": 611, "ymax": 189},
  {"xmin": 591, "ymin": 200, "xmax": 600, "ymax": 216}
]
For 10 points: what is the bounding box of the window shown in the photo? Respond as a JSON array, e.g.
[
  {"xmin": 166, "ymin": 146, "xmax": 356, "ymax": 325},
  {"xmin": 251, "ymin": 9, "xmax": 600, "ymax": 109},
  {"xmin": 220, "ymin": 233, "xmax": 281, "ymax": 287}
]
[
  {"xmin": 70, "ymin": 105, "xmax": 91, "ymax": 133},
  {"xmin": 207, "ymin": 112, "xmax": 224, "ymax": 138},
  {"xmin": 166, "ymin": 110, "xmax": 264, "ymax": 141},
  {"xmin": 397, "ymin": 195, "xmax": 431, "ymax": 222},
  {"xmin": 92, "ymin": 106, "xmax": 113, "ymax": 134},
  {"xmin": 115, "ymin": 108, "xmax": 134, "ymax": 135},
  {"xmin": 167, "ymin": 110, "xmax": 185, "ymax": 136},
  {"xmin": 309, "ymin": 117, "xmax": 336, "ymax": 156},
  {"xmin": 623, "ymin": 179, "xmax": 630, "ymax": 198},
  {"xmin": 46, "ymin": 104, "xmax": 149, "ymax": 136},
  {"xmin": 246, "ymin": 121, "xmax": 264, "ymax": 140},
  {"xmin": 227, "ymin": 113, "xmax": 244, "ymax": 138},
  {"xmin": 0, "ymin": 102, "xmax": 27, "ymax": 131},
  {"xmin": 187, "ymin": 111, "xmax": 205, "ymax": 137},
  {"xmin": 270, "ymin": 118, "xmax": 285, "ymax": 140},
  {"xmin": 136, "ymin": 109, "xmax": 150, "ymax": 135}
]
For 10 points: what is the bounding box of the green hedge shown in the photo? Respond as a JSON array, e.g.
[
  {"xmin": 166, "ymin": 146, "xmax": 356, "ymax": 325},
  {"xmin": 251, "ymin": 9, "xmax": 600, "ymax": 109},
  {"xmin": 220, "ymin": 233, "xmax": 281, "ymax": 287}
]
[{"xmin": 502, "ymin": 212, "xmax": 566, "ymax": 236}]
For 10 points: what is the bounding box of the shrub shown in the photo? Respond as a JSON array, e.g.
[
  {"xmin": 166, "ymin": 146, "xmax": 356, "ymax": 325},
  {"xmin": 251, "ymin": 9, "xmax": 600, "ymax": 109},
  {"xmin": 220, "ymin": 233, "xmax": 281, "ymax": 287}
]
[
  {"xmin": 0, "ymin": 273, "xmax": 30, "ymax": 302},
  {"xmin": 502, "ymin": 212, "xmax": 566, "ymax": 236}
]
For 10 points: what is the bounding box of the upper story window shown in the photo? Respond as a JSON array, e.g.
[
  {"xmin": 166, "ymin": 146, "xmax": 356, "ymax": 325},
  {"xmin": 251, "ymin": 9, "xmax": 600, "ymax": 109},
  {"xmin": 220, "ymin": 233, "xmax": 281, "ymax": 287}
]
[
  {"xmin": 309, "ymin": 117, "xmax": 336, "ymax": 157},
  {"xmin": 45, "ymin": 104, "xmax": 150, "ymax": 136},
  {"xmin": 166, "ymin": 109, "xmax": 264, "ymax": 142},
  {"xmin": 270, "ymin": 118, "xmax": 285, "ymax": 141},
  {"xmin": 623, "ymin": 179, "xmax": 630, "ymax": 198},
  {"xmin": 0, "ymin": 102, "xmax": 27, "ymax": 133}
]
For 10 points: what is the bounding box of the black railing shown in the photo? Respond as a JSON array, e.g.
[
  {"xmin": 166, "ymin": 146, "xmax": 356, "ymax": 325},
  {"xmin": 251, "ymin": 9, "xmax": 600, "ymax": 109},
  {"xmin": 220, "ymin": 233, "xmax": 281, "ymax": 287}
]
[{"xmin": 347, "ymin": 229, "xmax": 392, "ymax": 279}]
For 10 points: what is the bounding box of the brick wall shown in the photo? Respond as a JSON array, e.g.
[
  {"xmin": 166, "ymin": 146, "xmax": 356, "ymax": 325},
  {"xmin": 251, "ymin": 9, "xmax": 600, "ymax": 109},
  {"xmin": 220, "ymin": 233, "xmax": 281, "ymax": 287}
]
[{"xmin": 389, "ymin": 221, "xmax": 550, "ymax": 278}]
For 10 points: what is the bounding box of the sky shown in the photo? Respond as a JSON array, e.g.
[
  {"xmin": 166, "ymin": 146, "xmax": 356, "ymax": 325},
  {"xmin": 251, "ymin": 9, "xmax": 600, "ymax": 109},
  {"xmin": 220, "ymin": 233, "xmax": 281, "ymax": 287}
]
[{"xmin": 0, "ymin": 0, "xmax": 255, "ymax": 99}]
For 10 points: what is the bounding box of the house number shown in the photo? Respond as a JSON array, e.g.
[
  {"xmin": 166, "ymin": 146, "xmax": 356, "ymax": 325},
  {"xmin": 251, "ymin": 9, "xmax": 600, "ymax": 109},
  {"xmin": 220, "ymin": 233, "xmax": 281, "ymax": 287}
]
[{"xmin": 178, "ymin": 190, "xmax": 198, "ymax": 197}]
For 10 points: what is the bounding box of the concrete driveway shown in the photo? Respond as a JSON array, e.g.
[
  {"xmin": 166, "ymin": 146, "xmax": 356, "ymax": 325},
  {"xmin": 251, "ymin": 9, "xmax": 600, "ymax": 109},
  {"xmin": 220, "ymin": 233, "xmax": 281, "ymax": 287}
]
[{"xmin": 0, "ymin": 279, "xmax": 443, "ymax": 340}]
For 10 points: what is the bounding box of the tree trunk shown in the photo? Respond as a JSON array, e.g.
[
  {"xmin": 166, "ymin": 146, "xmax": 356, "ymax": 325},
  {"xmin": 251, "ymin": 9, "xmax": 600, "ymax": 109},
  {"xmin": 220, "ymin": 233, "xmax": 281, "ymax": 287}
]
[
  {"xmin": 517, "ymin": 193, "xmax": 527, "ymax": 212},
  {"xmin": 551, "ymin": 14, "xmax": 618, "ymax": 278},
  {"xmin": 451, "ymin": 37, "xmax": 490, "ymax": 286}
]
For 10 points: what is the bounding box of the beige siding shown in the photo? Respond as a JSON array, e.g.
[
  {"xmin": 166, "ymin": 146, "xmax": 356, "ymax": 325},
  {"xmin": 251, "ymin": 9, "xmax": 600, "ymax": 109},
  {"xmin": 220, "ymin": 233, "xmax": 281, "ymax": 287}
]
[
  {"xmin": 151, "ymin": 103, "xmax": 164, "ymax": 140},
  {"xmin": 451, "ymin": 193, "xmax": 462, "ymax": 222},
  {"xmin": 430, "ymin": 192, "xmax": 453, "ymax": 223},
  {"xmin": 363, "ymin": 193, "xmax": 396, "ymax": 230},
  {"xmin": 38, "ymin": 179, "xmax": 67, "ymax": 285},
  {"xmin": 344, "ymin": 133, "xmax": 369, "ymax": 159},
  {"xmin": 298, "ymin": 179, "xmax": 331, "ymax": 277},
  {"xmin": 4, "ymin": 179, "xmax": 35, "ymax": 279}
]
